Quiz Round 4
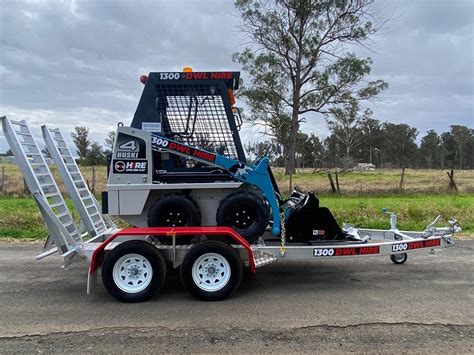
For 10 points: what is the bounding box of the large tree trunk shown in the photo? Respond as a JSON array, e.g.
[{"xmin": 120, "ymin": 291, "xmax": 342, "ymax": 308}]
[{"xmin": 285, "ymin": 95, "xmax": 301, "ymax": 177}]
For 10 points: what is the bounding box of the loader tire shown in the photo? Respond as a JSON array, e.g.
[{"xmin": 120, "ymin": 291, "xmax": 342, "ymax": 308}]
[
  {"xmin": 148, "ymin": 193, "xmax": 201, "ymax": 244},
  {"xmin": 216, "ymin": 191, "xmax": 268, "ymax": 244}
]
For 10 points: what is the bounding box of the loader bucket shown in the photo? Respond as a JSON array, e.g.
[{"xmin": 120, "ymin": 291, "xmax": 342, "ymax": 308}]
[{"xmin": 285, "ymin": 192, "xmax": 346, "ymax": 242}]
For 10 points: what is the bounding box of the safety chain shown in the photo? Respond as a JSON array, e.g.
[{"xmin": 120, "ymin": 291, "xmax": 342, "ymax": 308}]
[{"xmin": 279, "ymin": 211, "xmax": 286, "ymax": 257}]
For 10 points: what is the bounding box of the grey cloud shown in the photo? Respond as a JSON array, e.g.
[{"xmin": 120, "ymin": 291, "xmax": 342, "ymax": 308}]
[{"xmin": 0, "ymin": 0, "xmax": 472, "ymax": 153}]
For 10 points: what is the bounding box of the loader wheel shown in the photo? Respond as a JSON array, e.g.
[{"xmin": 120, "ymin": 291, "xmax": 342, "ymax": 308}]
[
  {"xmin": 180, "ymin": 241, "xmax": 243, "ymax": 301},
  {"xmin": 390, "ymin": 253, "xmax": 408, "ymax": 264},
  {"xmin": 148, "ymin": 193, "xmax": 201, "ymax": 244},
  {"xmin": 216, "ymin": 191, "xmax": 268, "ymax": 244},
  {"xmin": 102, "ymin": 241, "xmax": 166, "ymax": 303}
]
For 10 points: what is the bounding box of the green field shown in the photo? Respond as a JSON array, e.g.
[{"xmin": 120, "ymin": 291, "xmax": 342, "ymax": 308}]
[{"xmin": 0, "ymin": 193, "xmax": 472, "ymax": 240}]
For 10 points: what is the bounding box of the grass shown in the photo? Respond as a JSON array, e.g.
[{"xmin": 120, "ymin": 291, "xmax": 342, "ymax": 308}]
[
  {"xmin": 273, "ymin": 168, "xmax": 474, "ymax": 194},
  {"xmin": 319, "ymin": 193, "xmax": 473, "ymax": 233},
  {"xmin": 0, "ymin": 193, "xmax": 472, "ymax": 240},
  {"xmin": 0, "ymin": 164, "xmax": 472, "ymax": 240}
]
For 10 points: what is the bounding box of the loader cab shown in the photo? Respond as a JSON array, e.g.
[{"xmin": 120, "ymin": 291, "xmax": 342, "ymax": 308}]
[{"xmin": 131, "ymin": 70, "xmax": 246, "ymax": 183}]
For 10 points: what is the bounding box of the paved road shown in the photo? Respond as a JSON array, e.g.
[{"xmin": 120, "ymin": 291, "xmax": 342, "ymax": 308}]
[{"xmin": 0, "ymin": 241, "xmax": 473, "ymax": 353}]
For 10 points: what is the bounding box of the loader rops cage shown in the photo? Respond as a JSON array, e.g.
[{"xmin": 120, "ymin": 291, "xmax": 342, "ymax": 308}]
[{"xmin": 0, "ymin": 69, "xmax": 461, "ymax": 303}]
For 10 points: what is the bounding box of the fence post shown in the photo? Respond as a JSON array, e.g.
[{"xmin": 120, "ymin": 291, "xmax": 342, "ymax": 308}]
[
  {"xmin": 23, "ymin": 178, "xmax": 29, "ymax": 195},
  {"xmin": 399, "ymin": 167, "xmax": 406, "ymax": 191},
  {"xmin": 327, "ymin": 173, "xmax": 337, "ymax": 193},
  {"xmin": 0, "ymin": 167, "xmax": 5, "ymax": 192},
  {"xmin": 335, "ymin": 171, "xmax": 341, "ymax": 194},
  {"xmin": 447, "ymin": 169, "xmax": 458, "ymax": 192}
]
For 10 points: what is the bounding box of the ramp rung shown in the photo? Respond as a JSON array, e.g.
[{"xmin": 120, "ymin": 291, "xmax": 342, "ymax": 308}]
[
  {"xmin": 10, "ymin": 120, "xmax": 27, "ymax": 126},
  {"xmin": 50, "ymin": 202, "xmax": 65, "ymax": 208},
  {"xmin": 56, "ymin": 211, "xmax": 70, "ymax": 218},
  {"xmin": 14, "ymin": 131, "xmax": 33, "ymax": 137},
  {"xmin": 22, "ymin": 143, "xmax": 37, "ymax": 147},
  {"xmin": 44, "ymin": 192, "xmax": 60, "ymax": 198}
]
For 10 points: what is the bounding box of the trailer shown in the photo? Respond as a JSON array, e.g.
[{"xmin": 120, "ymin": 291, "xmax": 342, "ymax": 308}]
[{"xmin": 0, "ymin": 69, "xmax": 461, "ymax": 302}]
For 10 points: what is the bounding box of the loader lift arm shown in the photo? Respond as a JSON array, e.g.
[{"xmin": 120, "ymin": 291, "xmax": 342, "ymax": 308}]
[{"xmin": 150, "ymin": 133, "xmax": 282, "ymax": 236}]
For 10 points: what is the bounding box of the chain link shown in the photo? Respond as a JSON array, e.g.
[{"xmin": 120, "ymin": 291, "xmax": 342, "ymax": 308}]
[{"xmin": 279, "ymin": 211, "xmax": 286, "ymax": 257}]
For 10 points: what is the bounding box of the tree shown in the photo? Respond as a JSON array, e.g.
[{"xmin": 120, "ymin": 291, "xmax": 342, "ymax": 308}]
[
  {"xmin": 234, "ymin": 0, "xmax": 388, "ymax": 182},
  {"xmin": 380, "ymin": 123, "xmax": 418, "ymax": 168},
  {"xmin": 86, "ymin": 142, "xmax": 106, "ymax": 166},
  {"xmin": 450, "ymin": 125, "xmax": 472, "ymax": 169},
  {"xmin": 360, "ymin": 117, "xmax": 382, "ymax": 165},
  {"xmin": 104, "ymin": 131, "xmax": 116, "ymax": 154},
  {"xmin": 71, "ymin": 126, "xmax": 90, "ymax": 163},
  {"xmin": 245, "ymin": 140, "xmax": 279, "ymax": 163},
  {"xmin": 6, "ymin": 149, "xmax": 12, "ymax": 156},
  {"xmin": 419, "ymin": 130, "xmax": 442, "ymax": 169},
  {"xmin": 298, "ymin": 133, "xmax": 324, "ymax": 168},
  {"xmin": 326, "ymin": 101, "xmax": 369, "ymax": 161}
]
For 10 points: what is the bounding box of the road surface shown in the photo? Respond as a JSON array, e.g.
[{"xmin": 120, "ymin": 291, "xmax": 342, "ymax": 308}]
[{"xmin": 0, "ymin": 241, "xmax": 473, "ymax": 353}]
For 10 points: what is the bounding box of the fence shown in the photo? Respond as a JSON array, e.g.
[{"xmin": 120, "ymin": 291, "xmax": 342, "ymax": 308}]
[{"xmin": 1, "ymin": 163, "xmax": 473, "ymax": 197}]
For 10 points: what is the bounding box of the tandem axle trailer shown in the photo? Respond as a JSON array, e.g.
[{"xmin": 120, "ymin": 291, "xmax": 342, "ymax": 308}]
[{"xmin": 1, "ymin": 116, "xmax": 460, "ymax": 302}]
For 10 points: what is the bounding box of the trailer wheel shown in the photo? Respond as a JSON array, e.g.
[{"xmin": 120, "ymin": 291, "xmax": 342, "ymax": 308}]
[
  {"xmin": 102, "ymin": 241, "xmax": 166, "ymax": 303},
  {"xmin": 148, "ymin": 193, "xmax": 201, "ymax": 244},
  {"xmin": 180, "ymin": 241, "xmax": 243, "ymax": 301},
  {"xmin": 216, "ymin": 191, "xmax": 268, "ymax": 244},
  {"xmin": 390, "ymin": 253, "xmax": 408, "ymax": 264}
]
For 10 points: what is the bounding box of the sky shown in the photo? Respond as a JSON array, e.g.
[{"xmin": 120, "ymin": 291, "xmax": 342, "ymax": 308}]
[{"xmin": 0, "ymin": 0, "xmax": 473, "ymax": 153}]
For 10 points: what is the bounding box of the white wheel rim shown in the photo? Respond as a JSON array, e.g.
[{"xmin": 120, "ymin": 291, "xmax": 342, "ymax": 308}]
[
  {"xmin": 192, "ymin": 252, "xmax": 231, "ymax": 292},
  {"xmin": 394, "ymin": 254, "xmax": 405, "ymax": 262},
  {"xmin": 112, "ymin": 253, "xmax": 153, "ymax": 293}
]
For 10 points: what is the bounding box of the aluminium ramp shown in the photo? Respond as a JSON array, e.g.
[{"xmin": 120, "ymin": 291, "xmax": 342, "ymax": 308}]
[
  {"xmin": 0, "ymin": 116, "xmax": 83, "ymax": 257},
  {"xmin": 42, "ymin": 126, "xmax": 116, "ymax": 239}
]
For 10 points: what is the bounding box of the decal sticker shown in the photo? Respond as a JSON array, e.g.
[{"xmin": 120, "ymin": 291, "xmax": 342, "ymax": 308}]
[
  {"xmin": 158, "ymin": 72, "xmax": 234, "ymax": 81},
  {"xmin": 159, "ymin": 72, "xmax": 180, "ymax": 80},
  {"xmin": 151, "ymin": 136, "xmax": 216, "ymax": 162},
  {"xmin": 114, "ymin": 160, "xmax": 125, "ymax": 173},
  {"xmin": 113, "ymin": 160, "xmax": 147, "ymax": 174},
  {"xmin": 313, "ymin": 246, "xmax": 380, "ymax": 257},
  {"xmin": 313, "ymin": 248, "xmax": 335, "ymax": 257},
  {"xmin": 115, "ymin": 133, "xmax": 146, "ymax": 159},
  {"xmin": 392, "ymin": 239, "xmax": 441, "ymax": 253},
  {"xmin": 141, "ymin": 122, "xmax": 161, "ymax": 133}
]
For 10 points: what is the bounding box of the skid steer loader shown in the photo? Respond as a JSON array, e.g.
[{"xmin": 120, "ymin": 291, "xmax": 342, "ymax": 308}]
[{"xmin": 104, "ymin": 69, "xmax": 363, "ymax": 245}]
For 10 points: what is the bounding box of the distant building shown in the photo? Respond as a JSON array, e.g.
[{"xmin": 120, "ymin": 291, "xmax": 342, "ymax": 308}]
[{"xmin": 354, "ymin": 163, "xmax": 376, "ymax": 171}]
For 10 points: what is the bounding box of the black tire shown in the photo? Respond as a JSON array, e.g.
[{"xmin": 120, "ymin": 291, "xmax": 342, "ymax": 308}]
[
  {"xmin": 180, "ymin": 241, "xmax": 243, "ymax": 301},
  {"xmin": 216, "ymin": 191, "xmax": 268, "ymax": 244},
  {"xmin": 147, "ymin": 193, "xmax": 201, "ymax": 244},
  {"xmin": 390, "ymin": 253, "xmax": 408, "ymax": 264},
  {"xmin": 102, "ymin": 241, "xmax": 166, "ymax": 303}
]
